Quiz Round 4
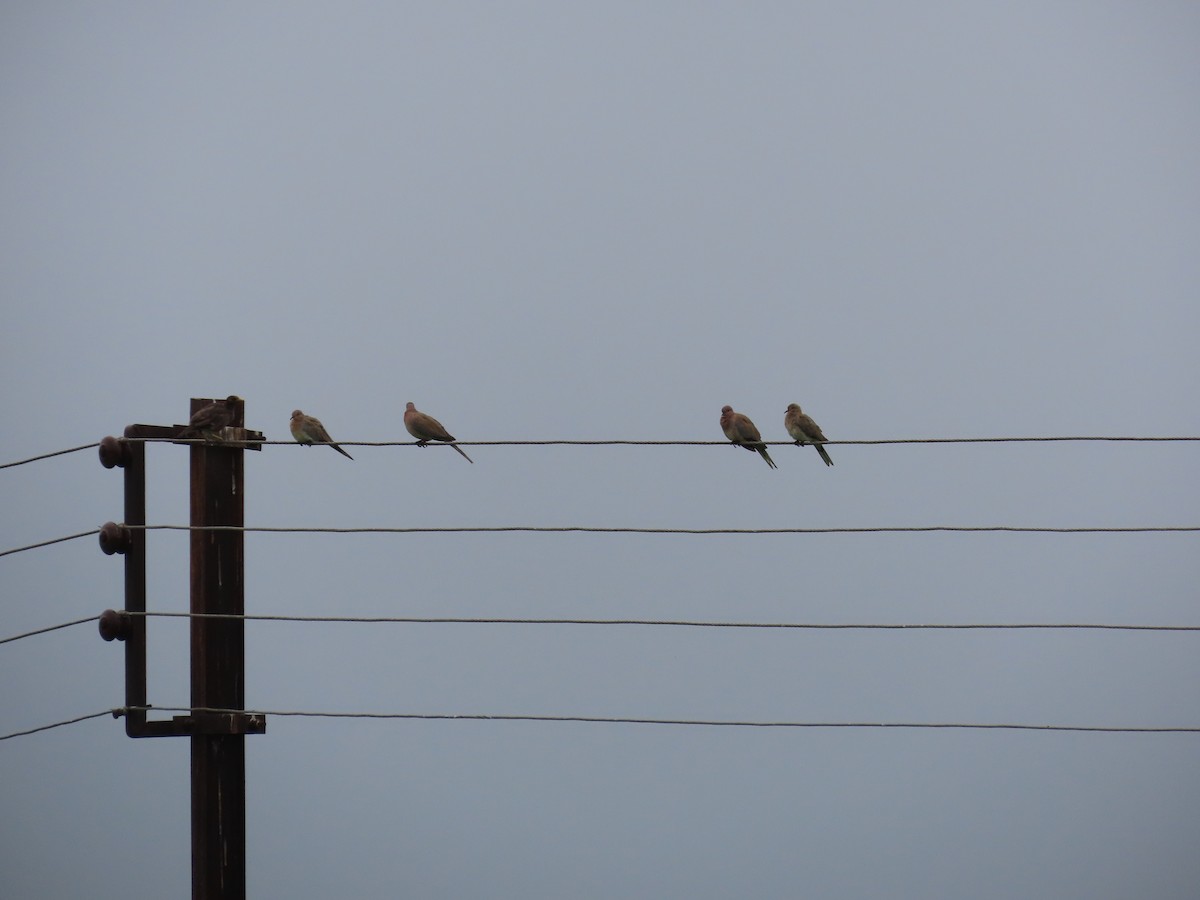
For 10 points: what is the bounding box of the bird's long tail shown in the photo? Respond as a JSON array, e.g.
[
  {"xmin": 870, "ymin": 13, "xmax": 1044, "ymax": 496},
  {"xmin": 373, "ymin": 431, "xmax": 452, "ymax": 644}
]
[
  {"xmin": 331, "ymin": 443, "xmax": 354, "ymax": 460},
  {"xmin": 451, "ymin": 443, "xmax": 474, "ymax": 464},
  {"xmin": 757, "ymin": 445, "xmax": 778, "ymax": 469},
  {"xmin": 815, "ymin": 444, "xmax": 833, "ymax": 467}
]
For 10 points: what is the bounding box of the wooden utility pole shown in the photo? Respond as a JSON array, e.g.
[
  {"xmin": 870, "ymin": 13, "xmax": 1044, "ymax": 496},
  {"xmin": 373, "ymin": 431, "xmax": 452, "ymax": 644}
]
[
  {"xmin": 189, "ymin": 395, "xmax": 250, "ymax": 899},
  {"xmin": 99, "ymin": 397, "xmax": 266, "ymax": 899}
]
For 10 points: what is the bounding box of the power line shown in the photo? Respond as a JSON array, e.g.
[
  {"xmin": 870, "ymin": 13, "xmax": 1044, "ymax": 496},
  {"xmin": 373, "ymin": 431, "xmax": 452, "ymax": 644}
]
[
  {"xmin": 0, "ymin": 710, "xmax": 114, "ymax": 742},
  {"xmin": 0, "ymin": 529, "xmax": 98, "ymax": 559},
  {"xmin": 123, "ymin": 706, "xmax": 1200, "ymax": 734},
  {"xmin": 0, "ymin": 442, "xmax": 99, "ymax": 470},
  {"xmin": 2, "ymin": 435, "xmax": 1198, "ymax": 470},
  {"xmin": 4, "ymin": 704, "xmax": 1195, "ymax": 744},
  {"xmin": 129, "ymin": 435, "xmax": 1200, "ymax": 447},
  {"xmin": 6, "ymin": 610, "xmax": 1197, "ymax": 648},
  {"xmin": 778, "ymin": 436, "xmax": 1200, "ymax": 446},
  {"xmin": 0, "ymin": 616, "xmax": 97, "ymax": 645},
  {"xmin": 4, "ymin": 522, "xmax": 1197, "ymax": 560},
  {"xmin": 132, "ymin": 611, "xmax": 1200, "ymax": 632},
  {"xmin": 133, "ymin": 524, "xmax": 1200, "ymax": 535}
]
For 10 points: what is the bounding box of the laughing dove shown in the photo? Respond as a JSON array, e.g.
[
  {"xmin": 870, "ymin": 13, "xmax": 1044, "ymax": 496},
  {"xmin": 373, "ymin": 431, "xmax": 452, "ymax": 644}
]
[
  {"xmin": 784, "ymin": 403, "xmax": 833, "ymax": 466},
  {"xmin": 719, "ymin": 405, "xmax": 777, "ymax": 469},
  {"xmin": 290, "ymin": 410, "xmax": 353, "ymax": 459},
  {"xmin": 178, "ymin": 396, "xmax": 239, "ymax": 441},
  {"xmin": 403, "ymin": 402, "xmax": 474, "ymax": 463}
]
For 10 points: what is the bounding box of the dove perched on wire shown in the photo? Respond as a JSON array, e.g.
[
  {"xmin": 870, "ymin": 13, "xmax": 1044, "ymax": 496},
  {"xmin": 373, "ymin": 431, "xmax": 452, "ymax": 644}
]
[
  {"xmin": 403, "ymin": 402, "xmax": 474, "ymax": 463},
  {"xmin": 178, "ymin": 396, "xmax": 239, "ymax": 441},
  {"xmin": 784, "ymin": 403, "xmax": 833, "ymax": 467},
  {"xmin": 719, "ymin": 405, "xmax": 777, "ymax": 469},
  {"xmin": 290, "ymin": 410, "xmax": 353, "ymax": 459}
]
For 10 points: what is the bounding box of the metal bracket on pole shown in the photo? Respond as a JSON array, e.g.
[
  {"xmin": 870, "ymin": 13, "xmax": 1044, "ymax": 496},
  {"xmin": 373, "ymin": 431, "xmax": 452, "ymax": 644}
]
[{"xmin": 98, "ymin": 398, "xmax": 266, "ymax": 897}]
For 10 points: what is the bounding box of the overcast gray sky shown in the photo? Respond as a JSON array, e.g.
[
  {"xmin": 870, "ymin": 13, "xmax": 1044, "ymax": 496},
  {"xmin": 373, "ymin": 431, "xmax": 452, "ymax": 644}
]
[{"xmin": 2, "ymin": 3, "xmax": 1199, "ymax": 898}]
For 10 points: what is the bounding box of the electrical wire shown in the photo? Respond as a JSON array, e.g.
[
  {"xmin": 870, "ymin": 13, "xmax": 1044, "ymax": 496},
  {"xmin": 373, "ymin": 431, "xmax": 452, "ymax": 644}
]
[
  {"xmin": 132, "ymin": 611, "xmax": 1200, "ymax": 632},
  {"xmin": 122, "ymin": 706, "xmax": 1200, "ymax": 734},
  {"xmin": 133, "ymin": 524, "xmax": 1200, "ymax": 535},
  {"xmin": 4, "ymin": 705, "xmax": 1195, "ymax": 743},
  {"xmin": 129, "ymin": 435, "xmax": 1200, "ymax": 448},
  {"xmin": 5, "ymin": 522, "xmax": 1196, "ymax": 559},
  {"xmin": 5, "ymin": 610, "xmax": 1197, "ymax": 648},
  {"xmin": 0, "ymin": 616, "xmax": 98, "ymax": 645},
  {"xmin": 0, "ymin": 442, "xmax": 100, "ymax": 470},
  {"xmin": 0, "ymin": 710, "xmax": 114, "ymax": 742},
  {"xmin": 2, "ymin": 435, "xmax": 1198, "ymax": 470},
  {"xmin": 0, "ymin": 529, "xmax": 99, "ymax": 558}
]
